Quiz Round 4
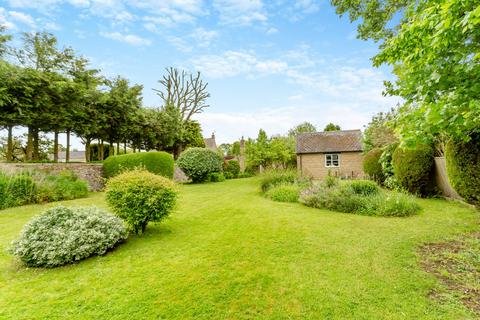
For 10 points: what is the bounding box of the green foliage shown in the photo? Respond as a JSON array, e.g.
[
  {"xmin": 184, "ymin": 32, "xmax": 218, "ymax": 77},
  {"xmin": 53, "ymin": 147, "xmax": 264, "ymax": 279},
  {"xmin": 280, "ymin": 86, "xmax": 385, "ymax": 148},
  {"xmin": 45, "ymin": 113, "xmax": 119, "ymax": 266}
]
[
  {"xmin": 89, "ymin": 144, "xmax": 114, "ymax": 161},
  {"xmin": 246, "ymin": 129, "xmax": 296, "ymax": 170},
  {"xmin": 259, "ymin": 169, "xmax": 298, "ymax": 193},
  {"xmin": 363, "ymin": 110, "xmax": 398, "ymax": 152},
  {"xmin": 300, "ymin": 178, "xmax": 420, "ymax": 217},
  {"xmin": 324, "ymin": 123, "xmax": 341, "ymax": 131},
  {"xmin": 176, "ymin": 147, "xmax": 223, "ymax": 183},
  {"xmin": 0, "ymin": 173, "xmax": 37, "ymax": 209},
  {"xmin": 379, "ymin": 143, "xmax": 398, "ymax": 181},
  {"xmin": 392, "ymin": 144, "xmax": 434, "ymax": 196},
  {"xmin": 288, "ymin": 122, "xmax": 317, "ymax": 137},
  {"xmin": 224, "ymin": 160, "xmax": 240, "ymax": 178},
  {"xmin": 324, "ymin": 175, "xmax": 339, "ymax": 188},
  {"xmin": 9, "ymin": 205, "xmax": 127, "ymax": 268},
  {"xmin": 349, "ymin": 180, "xmax": 379, "ymax": 196},
  {"xmin": 363, "ymin": 148, "xmax": 385, "ymax": 183},
  {"xmin": 103, "ymin": 151, "xmax": 174, "ymax": 179},
  {"xmin": 209, "ymin": 172, "xmax": 226, "ymax": 182},
  {"xmin": 36, "ymin": 170, "xmax": 88, "ymax": 202},
  {"xmin": 446, "ymin": 134, "xmax": 480, "ymax": 206},
  {"xmin": 105, "ymin": 169, "xmax": 177, "ymax": 234},
  {"xmin": 265, "ymin": 184, "xmax": 300, "ymax": 203}
]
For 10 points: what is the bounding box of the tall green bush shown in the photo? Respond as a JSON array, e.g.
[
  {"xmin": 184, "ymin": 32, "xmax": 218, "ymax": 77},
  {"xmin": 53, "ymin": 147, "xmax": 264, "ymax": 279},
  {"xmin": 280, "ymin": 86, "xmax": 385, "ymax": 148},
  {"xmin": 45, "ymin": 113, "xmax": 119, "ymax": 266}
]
[
  {"xmin": 4, "ymin": 173, "xmax": 37, "ymax": 208},
  {"xmin": 176, "ymin": 148, "xmax": 223, "ymax": 183},
  {"xmin": 363, "ymin": 148, "xmax": 384, "ymax": 183},
  {"xmin": 106, "ymin": 169, "xmax": 177, "ymax": 234},
  {"xmin": 224, "ymin": 160, "xmax": 240, "ymax": 178},
  {"xmin": 103, "ymin": 151, "xmax": 174, "ymax": 179},
  {"xmin": 446, "ymin": 134, "xmax": 480, "ymax": 206},
  {"xmin": 392, "ymin": 144, "xmax": 434, "ymax": 196}
]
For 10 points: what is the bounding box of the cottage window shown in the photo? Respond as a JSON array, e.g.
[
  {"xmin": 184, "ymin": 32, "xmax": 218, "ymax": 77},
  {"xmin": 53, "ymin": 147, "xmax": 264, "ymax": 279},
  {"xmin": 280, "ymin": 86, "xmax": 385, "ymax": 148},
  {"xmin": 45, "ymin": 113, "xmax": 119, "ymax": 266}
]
[{"xmin": 325, "ymin": 154, "xmax": 339, "ymax": 167}]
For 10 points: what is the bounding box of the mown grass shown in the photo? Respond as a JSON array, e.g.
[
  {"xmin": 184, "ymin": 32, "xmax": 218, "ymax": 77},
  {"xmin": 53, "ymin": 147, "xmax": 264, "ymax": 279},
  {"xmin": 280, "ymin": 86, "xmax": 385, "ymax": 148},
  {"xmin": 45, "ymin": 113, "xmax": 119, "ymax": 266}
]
[{"xmin": 0, "ymin": 178, "xmax": 479, "ymax": 319}]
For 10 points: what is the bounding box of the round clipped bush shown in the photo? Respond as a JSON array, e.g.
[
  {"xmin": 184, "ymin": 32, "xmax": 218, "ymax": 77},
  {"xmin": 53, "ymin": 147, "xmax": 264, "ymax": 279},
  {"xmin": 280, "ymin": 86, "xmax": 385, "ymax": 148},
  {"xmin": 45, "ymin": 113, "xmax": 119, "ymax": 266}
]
[
  {"xmin": 349, "ymin": 180, "xmax": 379, "ymax": 196},
  {"xmin": 266, "ymin": 184, "xmax": 300, "ymax": 203},
  {"xmin": 363, "ymin": 148, "xmax": 385, "ymax": 183},
  {"xmin": 10, "ymin": 206, "xmax": 127, "ymax": 268},
  {"xmin": 103, "ymin": 151, "xmax": 174, "ymax": 179},
  {"xmin": 176, "ymin": 147, "xmax": 223, "ymax": 183},
  {"xmin": 392, "ymin": 144, "xmax": 434, "ymax": 196},
  {"xmin": 224, "ymin": 160, "xmax": 240, "ymax": 179},
  {"xmin": 446, "ymin": 134, "xmax": 480, "ymax": 206},
  {"xmin": 106, "ymin": 169, "xmax": 177, "ymax": 234}
]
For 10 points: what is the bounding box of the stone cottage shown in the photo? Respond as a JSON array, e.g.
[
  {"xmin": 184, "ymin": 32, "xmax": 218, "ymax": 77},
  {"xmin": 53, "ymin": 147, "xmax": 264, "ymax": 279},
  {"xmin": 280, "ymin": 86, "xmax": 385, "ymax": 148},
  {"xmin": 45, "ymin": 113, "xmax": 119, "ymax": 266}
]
[{"xmin": 296, "ymin": 129, "xmax": 364, "ymax": 179}]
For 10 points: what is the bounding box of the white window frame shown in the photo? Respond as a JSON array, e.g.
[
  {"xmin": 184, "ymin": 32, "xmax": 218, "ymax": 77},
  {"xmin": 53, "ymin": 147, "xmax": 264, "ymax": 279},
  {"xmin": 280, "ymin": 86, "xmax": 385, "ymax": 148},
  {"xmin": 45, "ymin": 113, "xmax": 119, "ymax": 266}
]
[{"xmin": 325, "ymin": 153, "xmax": 340, "ymax": 167}]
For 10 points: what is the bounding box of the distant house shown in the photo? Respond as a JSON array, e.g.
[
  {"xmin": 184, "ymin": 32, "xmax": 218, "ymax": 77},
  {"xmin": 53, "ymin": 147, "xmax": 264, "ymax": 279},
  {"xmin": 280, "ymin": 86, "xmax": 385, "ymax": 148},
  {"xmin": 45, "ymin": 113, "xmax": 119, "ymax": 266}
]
[
  {"xmin": 296, "ymin": 130, "xmax": 364, "ymax": 179},
  {"xmin": 48, "ymin": 151, "xmax": 86, "ymax": 162},
  {"xmin": 204, "ymin": 133, "xmax": 217, "ymax": 151}
]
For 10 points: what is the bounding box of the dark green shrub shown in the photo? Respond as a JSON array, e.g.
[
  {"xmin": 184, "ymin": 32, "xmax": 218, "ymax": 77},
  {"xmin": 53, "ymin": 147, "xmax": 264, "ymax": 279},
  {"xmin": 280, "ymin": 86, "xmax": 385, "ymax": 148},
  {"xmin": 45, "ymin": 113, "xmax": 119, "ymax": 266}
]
[
  {"xmin": 260, "ymin": 170, "xmax": 298, "ymax": 193},
  {"xmin": 4, "ymin": 173, "xmax": 37, "ymax": 208},
  {"xmin": 238, "ymin": 172, "xmax": 254, "ymax": 178},
  {"xmin": 209, "ymin": 172, "xmax": 226, "ymax": 182},
  {"xmin": 224, "ymin": 160, "xmax": 240, "ymax": 178},
  {"xmin": 363, "ymin": 148, "xmax": 385, "ymax": 183},
  {"xmin": 266, "ymin": 184, "xmax": 300, "ymax": 203},
  {"xmin": 446, "ymin": 134, "xmax": 480, "ymax": 206},
  {"xmin": 176, "ymin": 148, "xmax": 223, "ymax": 183},
  {"xmin": 379, "ymin": 143, "xmax": 398, "ymax": 181},
  {"xmin": 10, "ymin": 206, "xmax": 127, "ymax": 268},
  {"xmin": 392, "ymin": 144, "xmax": 434, "ymax": 196},
  {"xmin": 36, "ymin": 170, "xmax": 88, "ymax": 202},
  {"xmin": 349, "ymin": 180, "xmax": 379, "ymax": 196},
  {"xmin": 103, "ymin": 151, "xmax": 174, "ymax": 179},
  {"xmin": 89, "ymin": 143, "xmax": 114, "ymax": 161},
  {"xmin": 106, "ymin": 169, "xmax": 177, "ymax": 234}
]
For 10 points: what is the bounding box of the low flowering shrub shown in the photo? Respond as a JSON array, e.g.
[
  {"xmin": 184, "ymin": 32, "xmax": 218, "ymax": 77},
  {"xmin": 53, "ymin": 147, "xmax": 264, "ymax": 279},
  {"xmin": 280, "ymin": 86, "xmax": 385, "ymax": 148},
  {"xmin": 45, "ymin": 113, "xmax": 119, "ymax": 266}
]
[
  {"xmin": 106, "ymin": 169, "xmax": 177, "ymax": 234},
  {"xmin": 299, "ymin": 178, "xmax": 420, "ymax": 217},
  {"xmin": 266, "ymin": 184, "xmax": 301, "ymax": 203},
  {"xmin": 10, "ymin": 206, "xmax": 127, "ymax": 268},
  {"xmin": 36, "ymin": 170, "xmax": 88, "ymax": 202},
  {"xmin": 260, "ymin": 169, "xmax": 298, "ymax": 193},
  {"xmin": 176, "ymin": 148, "xmax": 223, "ymax": 183}
]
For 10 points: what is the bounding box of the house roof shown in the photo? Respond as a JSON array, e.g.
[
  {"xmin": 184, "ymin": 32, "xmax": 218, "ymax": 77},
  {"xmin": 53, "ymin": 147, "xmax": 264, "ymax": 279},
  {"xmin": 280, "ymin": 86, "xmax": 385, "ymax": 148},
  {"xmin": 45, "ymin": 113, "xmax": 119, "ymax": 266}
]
[{"xmin": 296, "ymin": 130, "xmax": 363, "ymax": 154}]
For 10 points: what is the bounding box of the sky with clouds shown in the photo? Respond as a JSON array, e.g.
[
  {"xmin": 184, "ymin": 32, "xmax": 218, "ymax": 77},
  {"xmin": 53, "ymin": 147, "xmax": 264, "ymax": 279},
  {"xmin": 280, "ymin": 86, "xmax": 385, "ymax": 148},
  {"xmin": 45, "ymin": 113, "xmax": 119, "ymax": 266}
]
[{"xmin": 0, "ymin": 0, "xmax": 400, "ymax": 147}]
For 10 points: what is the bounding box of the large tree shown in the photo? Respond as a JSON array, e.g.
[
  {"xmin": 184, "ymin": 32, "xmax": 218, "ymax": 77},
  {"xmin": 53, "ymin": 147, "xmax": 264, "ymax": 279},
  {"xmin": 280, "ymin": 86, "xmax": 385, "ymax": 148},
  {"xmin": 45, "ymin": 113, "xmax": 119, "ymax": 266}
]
[
  {"xmin": 288, "ymin": 122, "xmax": 317, "ymax": 137},
  {"xmin": 332, "ymin": 0, "xmax": 480, "ymax": 143}
]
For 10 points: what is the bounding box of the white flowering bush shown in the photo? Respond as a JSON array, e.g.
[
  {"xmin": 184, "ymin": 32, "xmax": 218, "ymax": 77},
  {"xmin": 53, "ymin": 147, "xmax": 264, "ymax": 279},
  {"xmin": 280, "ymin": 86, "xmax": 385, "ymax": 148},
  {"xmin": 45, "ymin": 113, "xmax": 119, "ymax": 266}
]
[{"xmin": 10, "ymin": 206, "xmax": 128, "ymax": 268}]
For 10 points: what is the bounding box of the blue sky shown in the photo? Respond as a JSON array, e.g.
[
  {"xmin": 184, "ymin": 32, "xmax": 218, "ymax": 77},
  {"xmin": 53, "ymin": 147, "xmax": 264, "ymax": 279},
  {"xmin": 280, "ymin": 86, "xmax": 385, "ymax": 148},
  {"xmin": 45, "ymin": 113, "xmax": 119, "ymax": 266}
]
[{"xmin": 0, "ymin": 0, "xmax": 399, "ymax": 146}]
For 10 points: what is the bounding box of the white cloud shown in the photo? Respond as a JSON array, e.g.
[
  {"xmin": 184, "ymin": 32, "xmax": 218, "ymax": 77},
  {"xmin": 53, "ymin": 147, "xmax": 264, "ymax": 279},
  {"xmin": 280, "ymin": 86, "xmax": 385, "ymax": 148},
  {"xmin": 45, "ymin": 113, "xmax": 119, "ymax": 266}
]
[
  {"xmin": 8, "ymin": 11, "xmax": 36, "ymax": 27},
  {"xmin": 213, "ymin": 0, "xmax": 267, "ymax": 25},
  {"xmin": 0, "ymin": 8, "xmax": 15, "ymax": 29},
  {"xmin": 266, "ymin": 27, "xmax": 278, "ymax": 35},
  {"xmin": 100, "ymin": 31, "xmax": 152, "ymax": 46},
  {"xmin": 192, "ymin": 27, "xmax": 218, "ymax": 47}
]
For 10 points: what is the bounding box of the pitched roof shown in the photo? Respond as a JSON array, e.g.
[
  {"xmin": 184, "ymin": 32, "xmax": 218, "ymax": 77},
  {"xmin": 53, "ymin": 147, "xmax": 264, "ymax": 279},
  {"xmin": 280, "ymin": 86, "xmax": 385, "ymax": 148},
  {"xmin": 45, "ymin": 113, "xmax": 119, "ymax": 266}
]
[{"xmin": 296, "ymin": 130, "xmax": 363, "ymax": 154}]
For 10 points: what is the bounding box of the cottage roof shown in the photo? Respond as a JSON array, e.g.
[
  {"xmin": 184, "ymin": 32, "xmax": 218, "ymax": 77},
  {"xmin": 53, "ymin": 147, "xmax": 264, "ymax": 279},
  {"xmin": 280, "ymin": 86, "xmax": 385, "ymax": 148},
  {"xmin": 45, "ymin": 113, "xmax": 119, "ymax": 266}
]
[{"xmin": 296, "ymin": 130, "xmax": 363, "ymax": 154}]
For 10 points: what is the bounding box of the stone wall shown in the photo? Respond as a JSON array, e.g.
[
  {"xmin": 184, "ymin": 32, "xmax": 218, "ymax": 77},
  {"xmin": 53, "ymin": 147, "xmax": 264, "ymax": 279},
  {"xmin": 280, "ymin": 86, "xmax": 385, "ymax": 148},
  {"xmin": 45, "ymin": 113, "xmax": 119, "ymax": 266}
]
[
  {"xmin": 298, "ymin": 151, "xmax": 365, "ymax": 179},
  {"xmin": 0, "ymin": 163, "xmax": 104, "ymax": 191}
]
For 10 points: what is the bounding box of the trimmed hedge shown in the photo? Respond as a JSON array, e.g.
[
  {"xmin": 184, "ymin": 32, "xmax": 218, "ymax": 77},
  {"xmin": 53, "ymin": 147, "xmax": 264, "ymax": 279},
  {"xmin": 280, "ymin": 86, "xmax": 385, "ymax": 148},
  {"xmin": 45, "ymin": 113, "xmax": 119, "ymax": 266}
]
[
  {"xmin": 392, "ymin": 144, "xmax": 434, "ymax": 196},
  {"xmin": 10, "ymin": 206, "xmax": 127, "ymax": 267},
  {"xmin": 103, "ymin": 151, "xmax": 174, "ymax": 179},
  {"xmin": 176, "ymin": 148, "xmax": 223, "ymax": 183},
  {"xmin": 106, "ymin": 169, "xmax": 177, "ymax": 234},
  {"xmin": 363, "ymin": 148, "xmax": 385, "ymax": 183},
  {"xmin": 446, "ymin": 134, "xmax": 480, "ymax": 206}
]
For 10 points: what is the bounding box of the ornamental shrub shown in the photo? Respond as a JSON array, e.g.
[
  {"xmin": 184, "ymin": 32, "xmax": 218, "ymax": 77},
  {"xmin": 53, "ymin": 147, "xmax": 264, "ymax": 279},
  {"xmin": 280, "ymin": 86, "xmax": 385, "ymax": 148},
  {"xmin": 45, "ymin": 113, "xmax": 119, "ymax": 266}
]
[
  {"xmin": 224, "ymin": 160, "xmax": 241, "ymax": 179},
  {"xmin": 209, "ymin": 172, "xmax": 226, "ymax": 182},
  {"xmin": 363, "ymin": 148, "xmax": 385, "ymax": 183},
  {"xmin": 106, "ymin": 169, "xmax": 177, "ymax": 234},
  {"xmin": 266, "ymin": 184, "xmax": 300, "ymax": 203},
  {"xmin": 10, "ymin": 206, "xmax": 127, "ymax": 268},
  {"xmin": 359, "ymin": 192, "xmax": 421, "ymax": 217},
  {"xmin": 103, "ymin": 151, "xmax": 174, "ymax": 179},
  {"xmin": 36, "ymin": 170, "xmax": 88, "ymax": 202},
  {"xmin": 3, "ymin": 173, "xmax": 37, "ymax": 208},
  {"xmin": 349, "ymin": 180, "xmax": 379, "ymax": 196},
  {"xmin": 176, "ymin": 148, "xmax": 223, "ymax": 183},
  {"xmin": 260, "ymin": 169, "xmax": 298, "ymax": 193},
  {"xmin": 446, "ymin": 134, "xmax": 480, "ymax": 206},
  {"xmin": 392, "ymin": 144, "xmax": 434, "ymax": 196}
]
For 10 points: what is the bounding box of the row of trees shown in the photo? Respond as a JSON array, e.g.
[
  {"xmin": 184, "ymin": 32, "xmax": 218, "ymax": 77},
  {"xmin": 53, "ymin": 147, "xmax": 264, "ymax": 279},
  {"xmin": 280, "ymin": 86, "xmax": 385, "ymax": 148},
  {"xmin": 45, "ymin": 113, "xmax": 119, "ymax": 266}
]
[{"xmin": 0, "ymin": 28, "xmax": 208, "ymax": 162}]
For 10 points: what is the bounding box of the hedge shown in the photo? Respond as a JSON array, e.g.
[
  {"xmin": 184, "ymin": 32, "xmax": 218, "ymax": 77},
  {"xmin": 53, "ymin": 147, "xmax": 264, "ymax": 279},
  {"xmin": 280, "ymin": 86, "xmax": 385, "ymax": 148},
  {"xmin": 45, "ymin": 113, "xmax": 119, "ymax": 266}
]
[
  {"xmin": 446, "ymin": 134, "xmax": 480, "ymax": 206},
  {"xmin": 392, "ymin": 144, "xmax": 434, "ymax": 196},
  {"xmin": 103, "ymin": 151, "xmax": 174, "ymax": 179},
  {"xmin": 363, "ymin": 148, "xmax": 384, "ymax": 183},
  {"xmin": 176, "ymin": 148, "xmax": 223, "ymax": 183}
]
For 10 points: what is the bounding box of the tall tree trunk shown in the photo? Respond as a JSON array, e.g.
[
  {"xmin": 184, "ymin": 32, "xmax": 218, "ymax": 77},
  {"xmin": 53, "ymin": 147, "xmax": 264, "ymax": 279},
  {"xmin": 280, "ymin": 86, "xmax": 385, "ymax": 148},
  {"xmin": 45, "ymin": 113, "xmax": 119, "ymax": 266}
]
[
  {"xmin": 116, "ymin": 141, "xmax": 120, "ymax": 155},
  {"xmin": 100, "ymin": 140, "xmax": 104, "ymax": 160},
  {"xmin": 32, "ymin": 128, "xmax": 39, "ymax": 161},
  {"xmin": 85, "ymin": 138, "xmax": 91, "ymax": 162},
  {"xmin": 53, "ymin": 131, "xmax": 59, "ymax": 162},
  {"xmin": 26, "ymin": 126, "xmax": 33, "ymax": 161},
  {"xmin": 6, "ymin": 125, "xmax": 13, "ymax": 162},
  {"xmin": 66, "ymin": 129, "xmax": 71, "ymax": 162},
  {"xmin": 124, "ymin": 141, "xmax": 127, "ymax": 154}
]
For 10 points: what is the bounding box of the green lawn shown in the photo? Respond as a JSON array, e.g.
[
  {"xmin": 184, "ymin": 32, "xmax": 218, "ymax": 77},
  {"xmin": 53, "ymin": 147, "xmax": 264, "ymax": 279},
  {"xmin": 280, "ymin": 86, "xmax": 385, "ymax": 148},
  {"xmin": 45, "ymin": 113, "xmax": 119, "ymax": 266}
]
[{"xmin": 0, "ymin": 178, "xmax": 478, "ymax": 319}]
